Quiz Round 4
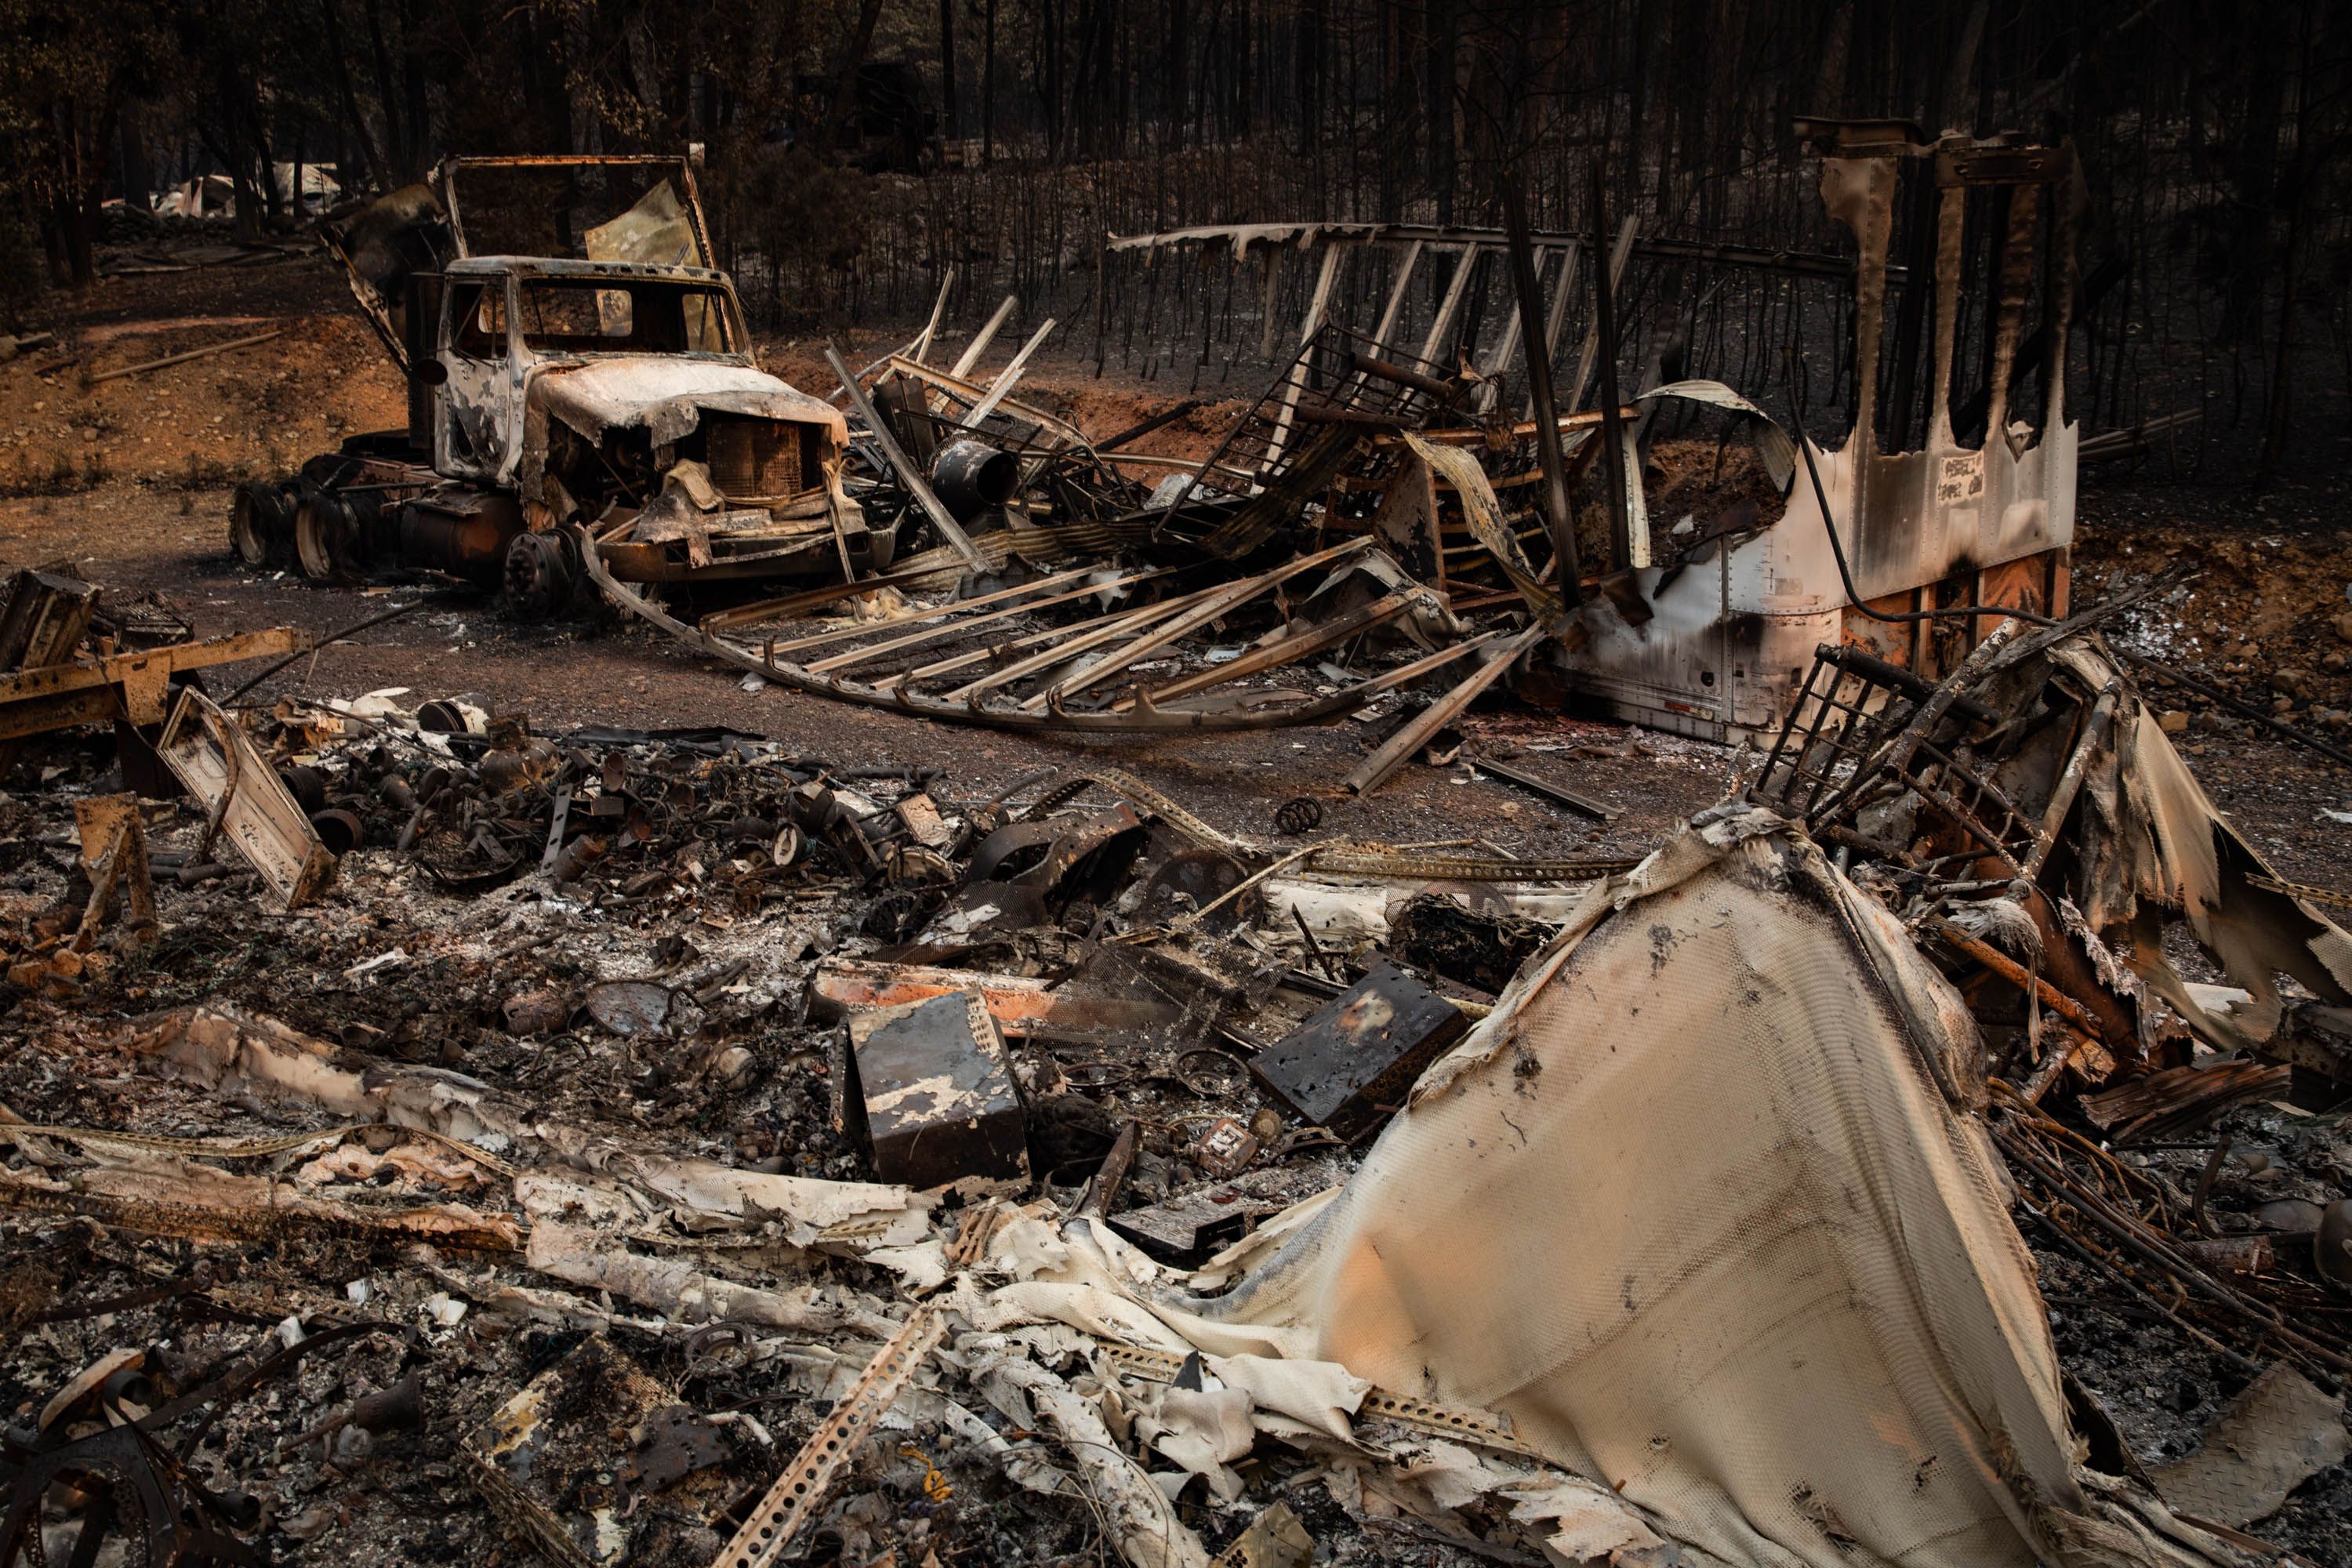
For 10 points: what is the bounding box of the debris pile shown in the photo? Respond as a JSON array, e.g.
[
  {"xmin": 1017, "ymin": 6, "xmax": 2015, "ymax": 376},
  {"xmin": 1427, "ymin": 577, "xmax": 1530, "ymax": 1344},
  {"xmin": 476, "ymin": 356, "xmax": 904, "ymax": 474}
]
[
  {"xmin": 7, "ymin": 122, "xmax": 2352, "ymax": 1568},
  {"xmin": 3, "ymin": 539, "xmax": 2351, "ymax": 1566}
]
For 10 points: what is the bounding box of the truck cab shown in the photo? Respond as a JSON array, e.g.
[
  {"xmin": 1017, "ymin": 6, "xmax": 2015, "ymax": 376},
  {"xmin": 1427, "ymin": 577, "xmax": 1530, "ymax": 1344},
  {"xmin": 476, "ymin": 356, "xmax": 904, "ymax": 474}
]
[{"xmin": 293, "ymin": 154, "xmax": 884, "ymax": 604}]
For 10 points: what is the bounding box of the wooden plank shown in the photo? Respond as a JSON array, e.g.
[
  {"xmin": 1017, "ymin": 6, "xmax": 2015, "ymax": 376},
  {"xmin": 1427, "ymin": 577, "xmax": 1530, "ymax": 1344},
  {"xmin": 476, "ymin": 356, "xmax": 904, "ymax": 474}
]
[{"xmin": 1345, "ymin": 624, "xmax": 1546, "ymax": 795}]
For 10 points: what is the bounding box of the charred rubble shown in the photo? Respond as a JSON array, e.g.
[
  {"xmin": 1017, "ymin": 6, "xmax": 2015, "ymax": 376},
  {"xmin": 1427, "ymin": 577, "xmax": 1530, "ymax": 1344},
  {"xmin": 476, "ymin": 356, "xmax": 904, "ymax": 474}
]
[
  {"xmin": 3, "ymin": 118, "xmax": 2352, "ymax": 1568},
  {"xmin": 1, "ymin": 533, "xmax": 2351, "ymax": 1567}
]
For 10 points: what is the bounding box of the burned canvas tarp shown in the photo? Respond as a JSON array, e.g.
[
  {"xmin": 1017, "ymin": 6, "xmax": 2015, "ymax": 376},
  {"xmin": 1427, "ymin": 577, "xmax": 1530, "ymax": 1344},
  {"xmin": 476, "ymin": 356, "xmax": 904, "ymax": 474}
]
[{"xmin": 982, "ymin": 808, "xmax": 2250, "ymax": 1568}]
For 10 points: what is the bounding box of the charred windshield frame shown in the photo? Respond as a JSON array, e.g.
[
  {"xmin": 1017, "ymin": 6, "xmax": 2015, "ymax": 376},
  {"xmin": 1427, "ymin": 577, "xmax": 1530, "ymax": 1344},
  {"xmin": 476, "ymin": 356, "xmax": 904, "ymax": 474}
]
[{"xmin": 512, "ymin": 276, "xmax": 743, "ymax": 357}]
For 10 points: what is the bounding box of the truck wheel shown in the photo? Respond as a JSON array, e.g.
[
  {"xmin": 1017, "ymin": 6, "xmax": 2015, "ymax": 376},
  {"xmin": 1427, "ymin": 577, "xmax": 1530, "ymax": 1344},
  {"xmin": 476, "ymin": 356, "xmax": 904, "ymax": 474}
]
[
  {"xmin": 503, "ymin": 530, "xmax": 581, "ymax": 621},
  {"xmin": 293, "ymin": 486, "xmax": 364, "ymax": 583},
  {"xmin": 229, "ymin": 481, "xmax": 294, "ymax": 569}
]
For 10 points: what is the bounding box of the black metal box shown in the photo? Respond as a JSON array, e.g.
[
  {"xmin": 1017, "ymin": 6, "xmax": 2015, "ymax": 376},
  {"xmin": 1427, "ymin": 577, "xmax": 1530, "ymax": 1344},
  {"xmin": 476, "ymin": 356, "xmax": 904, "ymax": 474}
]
[
  {"xmin": 845, "ymin": 990, "xmax": 1031, "ymax": 1194},
  {"xmin": 1250, "ymin": 959, "xmax": 1467, "ymax": 1140}
]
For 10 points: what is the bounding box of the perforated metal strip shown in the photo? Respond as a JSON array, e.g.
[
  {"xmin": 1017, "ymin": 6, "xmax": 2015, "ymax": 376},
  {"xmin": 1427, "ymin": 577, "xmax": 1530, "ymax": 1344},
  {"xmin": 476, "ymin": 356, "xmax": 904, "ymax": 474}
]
[
  {"xmin": 710, "ymin": 1305, "xmax": 945, "ymax": 1568},
  {"xmin": 1305, "ymin": 845, "xmax": 1637, "ymax": 884},
  {"xmin": 1099, "ymin": 1341, "xmax": 1537, "ymax": 1456},
  {"xmin": 1018, "ymin": 768, "xmax": 1240, "ymax": 854},
  {"xmin": 2249, "ymin": 873, "xmax": 2352, "ymax": 912}
]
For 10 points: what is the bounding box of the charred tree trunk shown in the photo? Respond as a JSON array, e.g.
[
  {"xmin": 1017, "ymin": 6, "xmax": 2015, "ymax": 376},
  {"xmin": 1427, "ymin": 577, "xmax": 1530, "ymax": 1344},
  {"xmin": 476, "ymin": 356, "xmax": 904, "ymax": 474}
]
[
  {"xmin": 938, "ymin": 0, "xmax": 960, "ymax": 142},
  {"xmin": 321, "ymin": 0, "xmax": 396, "ymax": 194},
  {"xmin": 982, "ymin": 0, "xmax": 997, "ymax": 161}
]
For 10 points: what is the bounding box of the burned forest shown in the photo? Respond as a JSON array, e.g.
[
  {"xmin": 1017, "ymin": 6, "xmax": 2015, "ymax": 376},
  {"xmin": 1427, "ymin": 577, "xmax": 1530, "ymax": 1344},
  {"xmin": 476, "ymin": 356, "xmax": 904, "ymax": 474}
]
[{"xmin": 7, "ymin": 2, "xmax": 2352, "ymax": 1566}]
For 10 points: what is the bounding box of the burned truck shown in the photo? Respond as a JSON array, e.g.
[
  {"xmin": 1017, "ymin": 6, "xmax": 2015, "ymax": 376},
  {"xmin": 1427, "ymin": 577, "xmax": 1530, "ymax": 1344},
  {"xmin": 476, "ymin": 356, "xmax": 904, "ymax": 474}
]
[{"xmin": 229, "ymin": 154, "xmax": 888, "ymax": 615}]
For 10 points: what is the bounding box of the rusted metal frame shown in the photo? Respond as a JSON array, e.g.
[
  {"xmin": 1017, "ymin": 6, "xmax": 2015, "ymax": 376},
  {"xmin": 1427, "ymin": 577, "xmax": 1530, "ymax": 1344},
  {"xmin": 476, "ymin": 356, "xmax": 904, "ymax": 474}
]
[
  {"xmin": 1345, "ymin": 622, "xmax": 1546, "ymax": 794},
  {"xmin": 883, "ymin": 354, "xmax": 1092, "ymax": 452},
  {"xmin": 1887, "ymin": 762, "xmax": 2022, "ymax": 874},
  {"xmin": 73, "ymin": 794, "xmax": 156, "ymax": 948},
  {"xmin": 1025, "ymin": 537, "xmax": 1373, "ymax": 708},
  {"xmin": 1263, "ymin": 243, "xmax": 1347, "ymax": 474},
  {"xmin": 1809, "ymin": 619, "xmax": 2020, "ymax": 829},
  {"xmin": 1759, "ymin": 658, "xmax": 1900, "ymax": 819},
  {"xmin": 758, "ymin": 563, "xmax": 1112, "ymax": 656},
  {"xmin": 698, "ymin": 564, "xmax": 960, "ymax": 634},
  {"xmin": 1756, "ymin": 655, "xmax": 1831, "ymax": 797},
  {"xmin": 1165, "ymin": 328, "xmax": 1332, "ymax": 516},
  {"xmin": 1931, "ymin": 917, "xmax": 2104, "ymax": 1036},
  {"xmin": 1797, "ymin": 684, "xmax": 1911, "ymax": 819},
  {"xmin": 802, "ymin": 568, "xmax": 1179, "ymax": 674},
  {"xmin": 1998, "ymin": 1134, "xmax": 2352, "ymax": 1376},
  {"xmin": 1907, "ymin": 737, "xmax": 2034, "ymax": 845},
  {"xmin": 1106, "ymin": 220, "xmax": 1897, "ymax": 285},
  {"xmin": 443, "ymin": 152, "xmax": 711, "ymax": 263},
  {"xmin": 910, "ymin": 267, "xmax": 956, "ymax": 363},
  {"xmin": 1112, "ymin": 590, "xmax": 1420, "ymax": 711},
  {"xmin": 1415, "ymin": 243, "xmax": 1481, "ymax": 370},
  {"xmin": 0, "ymin": 629, "xmax": 305, "ymax": 703},
  {"xmin": 963, "ymin": 318, "xmax": 1058, "ymax": 428},
  {"xmin": 1504, "ymin": 180, "xmax": 1581, "ymax": 612},
  {"xmin": 583, "ymin": 542, "xmax": 1499, "ymax": 732},
  {"xmin": 1795, "ymin": 693, "xmax": 1893, "ymax": 820},
  {"xmin": 2020, "ymin": 681, "xmax": 2119, "ymax": 882},
  {"xmin": 0, "ymin": 684, "xmax": 123, "ymax": 742},
  {"xmin": 1370, "ymin": 405, "xmax": 1635, "ymax": 448},
  {"xmin": 0, "ymin": 628, "xmax": 307, "ymax": 741},
  {"xmin": 950, "ymin": 295, "xmax": 1020, "ymax": 377},
  {"xmin": 933, "ymin": 582, "xmax": 1236, "ymax": 699},
  {"xmin": 829, "ymin": 344, "xmax": 989, "ymax": 570}
]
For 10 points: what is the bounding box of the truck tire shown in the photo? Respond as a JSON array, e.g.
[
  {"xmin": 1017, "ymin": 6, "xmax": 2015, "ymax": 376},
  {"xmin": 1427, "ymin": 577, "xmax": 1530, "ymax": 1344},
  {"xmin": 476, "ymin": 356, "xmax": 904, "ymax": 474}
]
[{"xmin": 229, "ymin": 480, "xmax": 296, "ymax": 569}]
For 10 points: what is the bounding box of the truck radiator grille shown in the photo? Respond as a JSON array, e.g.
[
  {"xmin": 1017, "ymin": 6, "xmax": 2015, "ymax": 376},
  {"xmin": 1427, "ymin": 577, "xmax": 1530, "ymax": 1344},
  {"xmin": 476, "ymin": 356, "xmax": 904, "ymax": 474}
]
[{"xmin": 706, "ymin": 420, "xmax": 809, "ymax": 502}]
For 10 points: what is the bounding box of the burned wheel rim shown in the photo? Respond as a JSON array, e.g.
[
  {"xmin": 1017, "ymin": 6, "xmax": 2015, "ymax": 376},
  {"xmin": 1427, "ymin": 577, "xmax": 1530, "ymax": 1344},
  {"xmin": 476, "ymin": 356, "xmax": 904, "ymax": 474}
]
[
  {"xmin": 229, "ymin": 481, "xmax": 291, "ymax": 568},
  {"xmin": 293, "ymin": 489, "xmax": 361, "ymax": 583},
  {"xmin": 503, "ymin": 530, "xmax": 579, "ymax": 620}
]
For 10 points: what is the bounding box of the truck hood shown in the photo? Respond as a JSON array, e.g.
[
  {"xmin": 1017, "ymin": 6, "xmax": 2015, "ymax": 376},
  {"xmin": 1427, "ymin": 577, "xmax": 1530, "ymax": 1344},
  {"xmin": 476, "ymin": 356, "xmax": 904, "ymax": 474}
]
[{"xmin": 526, "ymin": 357, "xmax": 847, "ymax": 448}]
